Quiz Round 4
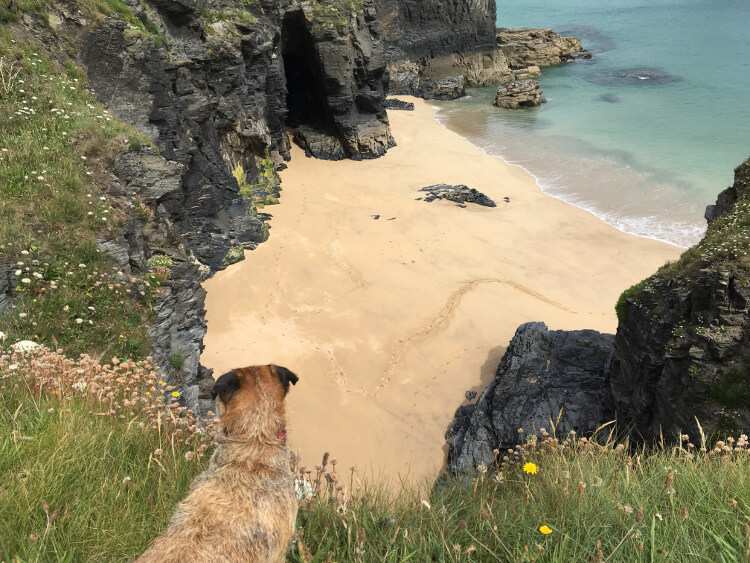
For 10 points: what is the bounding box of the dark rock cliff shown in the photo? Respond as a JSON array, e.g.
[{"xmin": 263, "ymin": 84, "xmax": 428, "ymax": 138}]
[
  {"xmin": 446, "ymin": 323, "xmax": 614, "ymax": 473},
  {"xmin": 610, "ymin": 158, "xmax": 750, "ymax": 441},
  {"xmin": 5, "ymin": 0, "xmax": 394, "ymax": 415},
  {"xmin": 374, "ymin": 0, "xmax": 496, "ymax": 60}
]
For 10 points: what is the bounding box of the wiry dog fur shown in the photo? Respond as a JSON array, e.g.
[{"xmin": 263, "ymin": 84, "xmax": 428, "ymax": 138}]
[{"xmin": 137, "ymin": 365, "xmax": 300, "ymax": 563}]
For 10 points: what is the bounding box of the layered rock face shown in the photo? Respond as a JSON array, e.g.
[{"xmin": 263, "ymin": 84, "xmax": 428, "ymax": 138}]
[
  {"xmin": 496, "ymin": 28, "xmax": 591, "ymax": 69},
  {"xmin": 378, "ymin": 2, "xmax": 590, "ymax": 100},
  {"xmin": 447, "ymin": 323, "xmax": 614, "ymax": 473},
  {"xmin": 68, "ymin": 0, "xmax": 393, "ymax": 413},
  {"xmin": 610, "ymin": 159, "xmax": 750, "ymax": 441},
  {"xmin": 375, "ymin": 0, "xmax": 497, "ymax": 60},
  {"xmin": 494, "ymin": 79, "xmax": 545, "ymax": 109}
]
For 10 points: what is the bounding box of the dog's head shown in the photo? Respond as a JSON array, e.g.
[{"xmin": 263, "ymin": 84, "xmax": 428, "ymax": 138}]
[{"xmin": 211, "ymin": 365, "xmax": 299, "ymax": 439}]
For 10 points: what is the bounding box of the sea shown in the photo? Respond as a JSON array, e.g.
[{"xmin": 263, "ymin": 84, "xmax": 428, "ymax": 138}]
[{"xmin": 432, "ymin": 0, "xmax": 750, "ymax": 247}]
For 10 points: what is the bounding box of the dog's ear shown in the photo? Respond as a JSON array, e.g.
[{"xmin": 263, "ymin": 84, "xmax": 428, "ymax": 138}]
[
  {"xmin": 212, "ymin": 370, "xmax": 241, "ymax": 404},
  {"xmin": 273, "ymin": 365, "xmax": 299, "ymax": 394}
]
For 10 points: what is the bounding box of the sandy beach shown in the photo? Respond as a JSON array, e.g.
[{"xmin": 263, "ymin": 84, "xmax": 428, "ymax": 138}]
[{"xmin": 202, "ymin": 97, "xmax": 680, "ymax": 483}]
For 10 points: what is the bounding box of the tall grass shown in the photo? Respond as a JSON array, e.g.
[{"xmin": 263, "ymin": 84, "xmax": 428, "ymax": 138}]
[
  {"xmin": 293, "ymin": 431, "xmax": 750, "ymax": 562},
  {"xmin": 0, "ymin": 347, "xmax": 213, "ymax": 562}
]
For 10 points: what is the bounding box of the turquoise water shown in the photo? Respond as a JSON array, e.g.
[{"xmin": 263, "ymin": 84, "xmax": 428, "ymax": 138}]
[{"xmin": 433, "ymin": 0, "xmax": 750, "ymax": 246}]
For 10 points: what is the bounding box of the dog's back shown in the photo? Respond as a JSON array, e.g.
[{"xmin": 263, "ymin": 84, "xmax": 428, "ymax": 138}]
[{"xmin": 137, "ymin": 365, "xmax": 300, "ymax": 563}]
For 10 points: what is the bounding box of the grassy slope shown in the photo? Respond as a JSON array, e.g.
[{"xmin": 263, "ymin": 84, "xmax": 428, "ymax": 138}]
[
  {"xmin": 0, "ymin": 350, "xmax": 211, "ymax": 562},
  {"xmin": 293, "ymin": 434, "xmax": 750, "ymax": 562},
  {"xmin": 0, "ymin": 22, "xmax": 158, "ymax": 359}
]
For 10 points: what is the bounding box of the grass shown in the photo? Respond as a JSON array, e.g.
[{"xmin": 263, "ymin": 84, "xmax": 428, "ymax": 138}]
[
  {"xmin": 293, "ymin": 431, "xmax": 750, "ymax": 562},
  {"xmin": 5, "ymin": 348, "xmax": 750, "ymax": 562},
  {"xmin": 309, "ymin": 0, "xmax": 364, "ymax": 30},
  {"xmin": 0, "ymin": 347, "xmax": 212, "ymax": 562},
  {"xmin": 0, "ymin": 28, "xmax": 156, "ymax": 359}
]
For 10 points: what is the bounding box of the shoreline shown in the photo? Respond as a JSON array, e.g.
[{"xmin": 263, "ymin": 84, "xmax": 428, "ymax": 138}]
[
  {"xmin": 431, "ymin": 103, "xmax": 689, "ymax": 250},
  {"xmin": 431, "ymin": 101, "xmax": 705, "ymax": 250},
  {"xmin": 201, "ymin": 97, "xmax": 681, "ymax": 484}
]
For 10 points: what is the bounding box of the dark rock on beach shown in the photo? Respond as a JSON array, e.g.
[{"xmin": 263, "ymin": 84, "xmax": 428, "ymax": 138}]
[
  {"xmin": 419, "ymin": 76, "xmax": 466, "ymax": 100},
  {"xmin": 384, "ymin": 98, "xmax": 415, "ymax": 111},
  {"xmin": 293, "ymin": 126, "xmax": 347, "ymax": 161},
  {"xmin": 446, "ymin": 322, "xmax": 615, "ymax": 473},
  {"xmin": 420, "ymin": 184, "xmax": 496, "ymax": 207},
  {"xmin": 494, "ymin": 79, "xmax": 545, "ymax": 109}
]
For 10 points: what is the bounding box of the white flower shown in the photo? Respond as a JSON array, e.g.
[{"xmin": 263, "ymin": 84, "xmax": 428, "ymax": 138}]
[
  {"xmin": 75, "ymin": 318, "xmax": 84, "ymax": 324},
  {"xmin": 11, "ymin": 340, "xmax": 39, "ymax": 352},
  {"xmin": 14, "ymin": 270, "xmax": 21, "ymax": 276},
  {"xmin": 20, "ymin": 278, "xmax": 31, "ymax": 285},
  {"xmin": 18, "ymin": 313, "xmax": 27, "ymax": 319},
  {"xmin": 20, "ymin": 250, "xmax": 29, "ymax": 255},
  {"xmin": 33, "ymin": 272, "xmax": 43, "ymax": 279},
  {"xmin": 0, "ymin": 331, "xmax": 6, "ymax": 342}
]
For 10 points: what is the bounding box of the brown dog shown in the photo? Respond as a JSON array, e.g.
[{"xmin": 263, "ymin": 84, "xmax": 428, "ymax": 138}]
[{"xmin": 137, "ymin": 365, "xmax": 300, "ymax": 563}]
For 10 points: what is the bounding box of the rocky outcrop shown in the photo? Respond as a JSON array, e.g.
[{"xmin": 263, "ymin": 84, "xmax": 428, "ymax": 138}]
[
  {"xmin": 419, "ymin": 184, "xmax": 496, "ymax": 207},
  {"xmin": 419, "ymin": 76, "xmax": 466, "ymax": 100},
  {"xmin": 496, "ymin": 28, "xmax": 591, "ymax": 69},
  {"xmin": 611, "ymin": 158, "xmax": 750, "ymax": 442},
  {"xmin": 293, "ymin": 126, "xmax": 347, "ymax": 160},
  {"xmin": 494, "ymin": 79, "xmax": 545, "ymax": 109},
  {"xmin": 705, "ymin": 159, "xmax": 750, "ymax": 223},
  {"xmin": 377, "ymin": 2, "xmax": 590, "ymax": 99},
  {"xmin": 375, "ymin": 0, "xmax": 497, "ymax": 61},
  {"xmin": 446, "ymin": 323, "xmax": 614, "ymax": 473},
  {"xmin": 384, "ymin": 98, "xmax": 415, "ymax": 111}
]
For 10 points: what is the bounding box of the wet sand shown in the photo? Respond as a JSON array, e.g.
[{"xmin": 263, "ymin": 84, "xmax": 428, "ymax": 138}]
[{"xmin": 202, "ymin": 97, "xmax": 680, "ymax": 483}]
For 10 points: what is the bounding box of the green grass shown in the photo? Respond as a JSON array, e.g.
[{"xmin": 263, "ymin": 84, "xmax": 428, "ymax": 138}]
[
  {"xmin": 0, "ymin": 29, "xmax": 156, "ymax": 359},
  {"xmin": 293, "ymin": 433, "xmax": 750, "ymax": 562},
  {"xmin": 309, "ymin": 0, "xmax": 364, "ymax": 30},
  {"xmin": 0, "ymin": 350, "xmax": 211, "ymax": 562}
]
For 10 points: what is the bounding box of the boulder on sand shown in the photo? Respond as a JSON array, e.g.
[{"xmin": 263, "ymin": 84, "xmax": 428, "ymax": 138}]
[{"xmin": 494, "ymin": 79, "xmax": 545, "ymax": 109}]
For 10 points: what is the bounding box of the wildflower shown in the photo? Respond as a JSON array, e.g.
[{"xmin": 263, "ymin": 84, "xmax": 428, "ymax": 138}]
[
  {"xmin": 538, "ymin": 524, "xmax": 553, "ymax": 535},
  {"xmin": 477, "ymin": 463, "xmax": 488, "ymax": 474},
  {"xmin": 523, "ymin": 462, "xmax": 539, "ymax": 475},
  {"xmin": 184, "ymin": 451, "xmax": 195, "ymax": 461},
  {"xmin": 75, "ymin": 318, "xmax": 83, "ymax": 324},
  {"xmin": 21, "ymin": 278, "xmax": 31, "ymax": 285},
  {"xmin": 171, "ymin": 390, "xmax": 181, "ymax": 399},
  {"xmin": 0, "ymin": 331, "xmax": 4, "ymax": 342}
]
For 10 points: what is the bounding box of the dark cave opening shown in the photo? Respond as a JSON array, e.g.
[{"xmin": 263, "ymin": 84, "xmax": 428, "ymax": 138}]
[{"xmin": 281, "ymin": 10, "xmax": 335, "ymax": 132}]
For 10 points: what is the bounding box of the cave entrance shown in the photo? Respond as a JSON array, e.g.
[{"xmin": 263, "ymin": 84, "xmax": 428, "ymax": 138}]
[{"xmin": 281, "ymin": 10, "xmax": 335, "ymax": 132}]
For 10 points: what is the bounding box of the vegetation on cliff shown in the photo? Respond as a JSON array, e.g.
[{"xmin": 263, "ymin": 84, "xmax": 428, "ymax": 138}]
[
  {"xmin": 612, "ymin": 159, "xmax": 750, "ymax": 439},
  {"xmin": 0, "ymin": 27, "xmax": 158, "ymax": 359}
]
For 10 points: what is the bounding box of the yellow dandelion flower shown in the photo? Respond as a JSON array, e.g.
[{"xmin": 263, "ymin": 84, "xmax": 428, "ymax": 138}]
[
  {"xmin": 523, "ymin": 462, "xmax": 539, "ymax": 475},
  {"xmin": 538, "ymin": 524, "xmax": 553, "ymax": 535},
  {"xmin": 170, "ymin": 390, "xmax": 181, "ymax": 399}
]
